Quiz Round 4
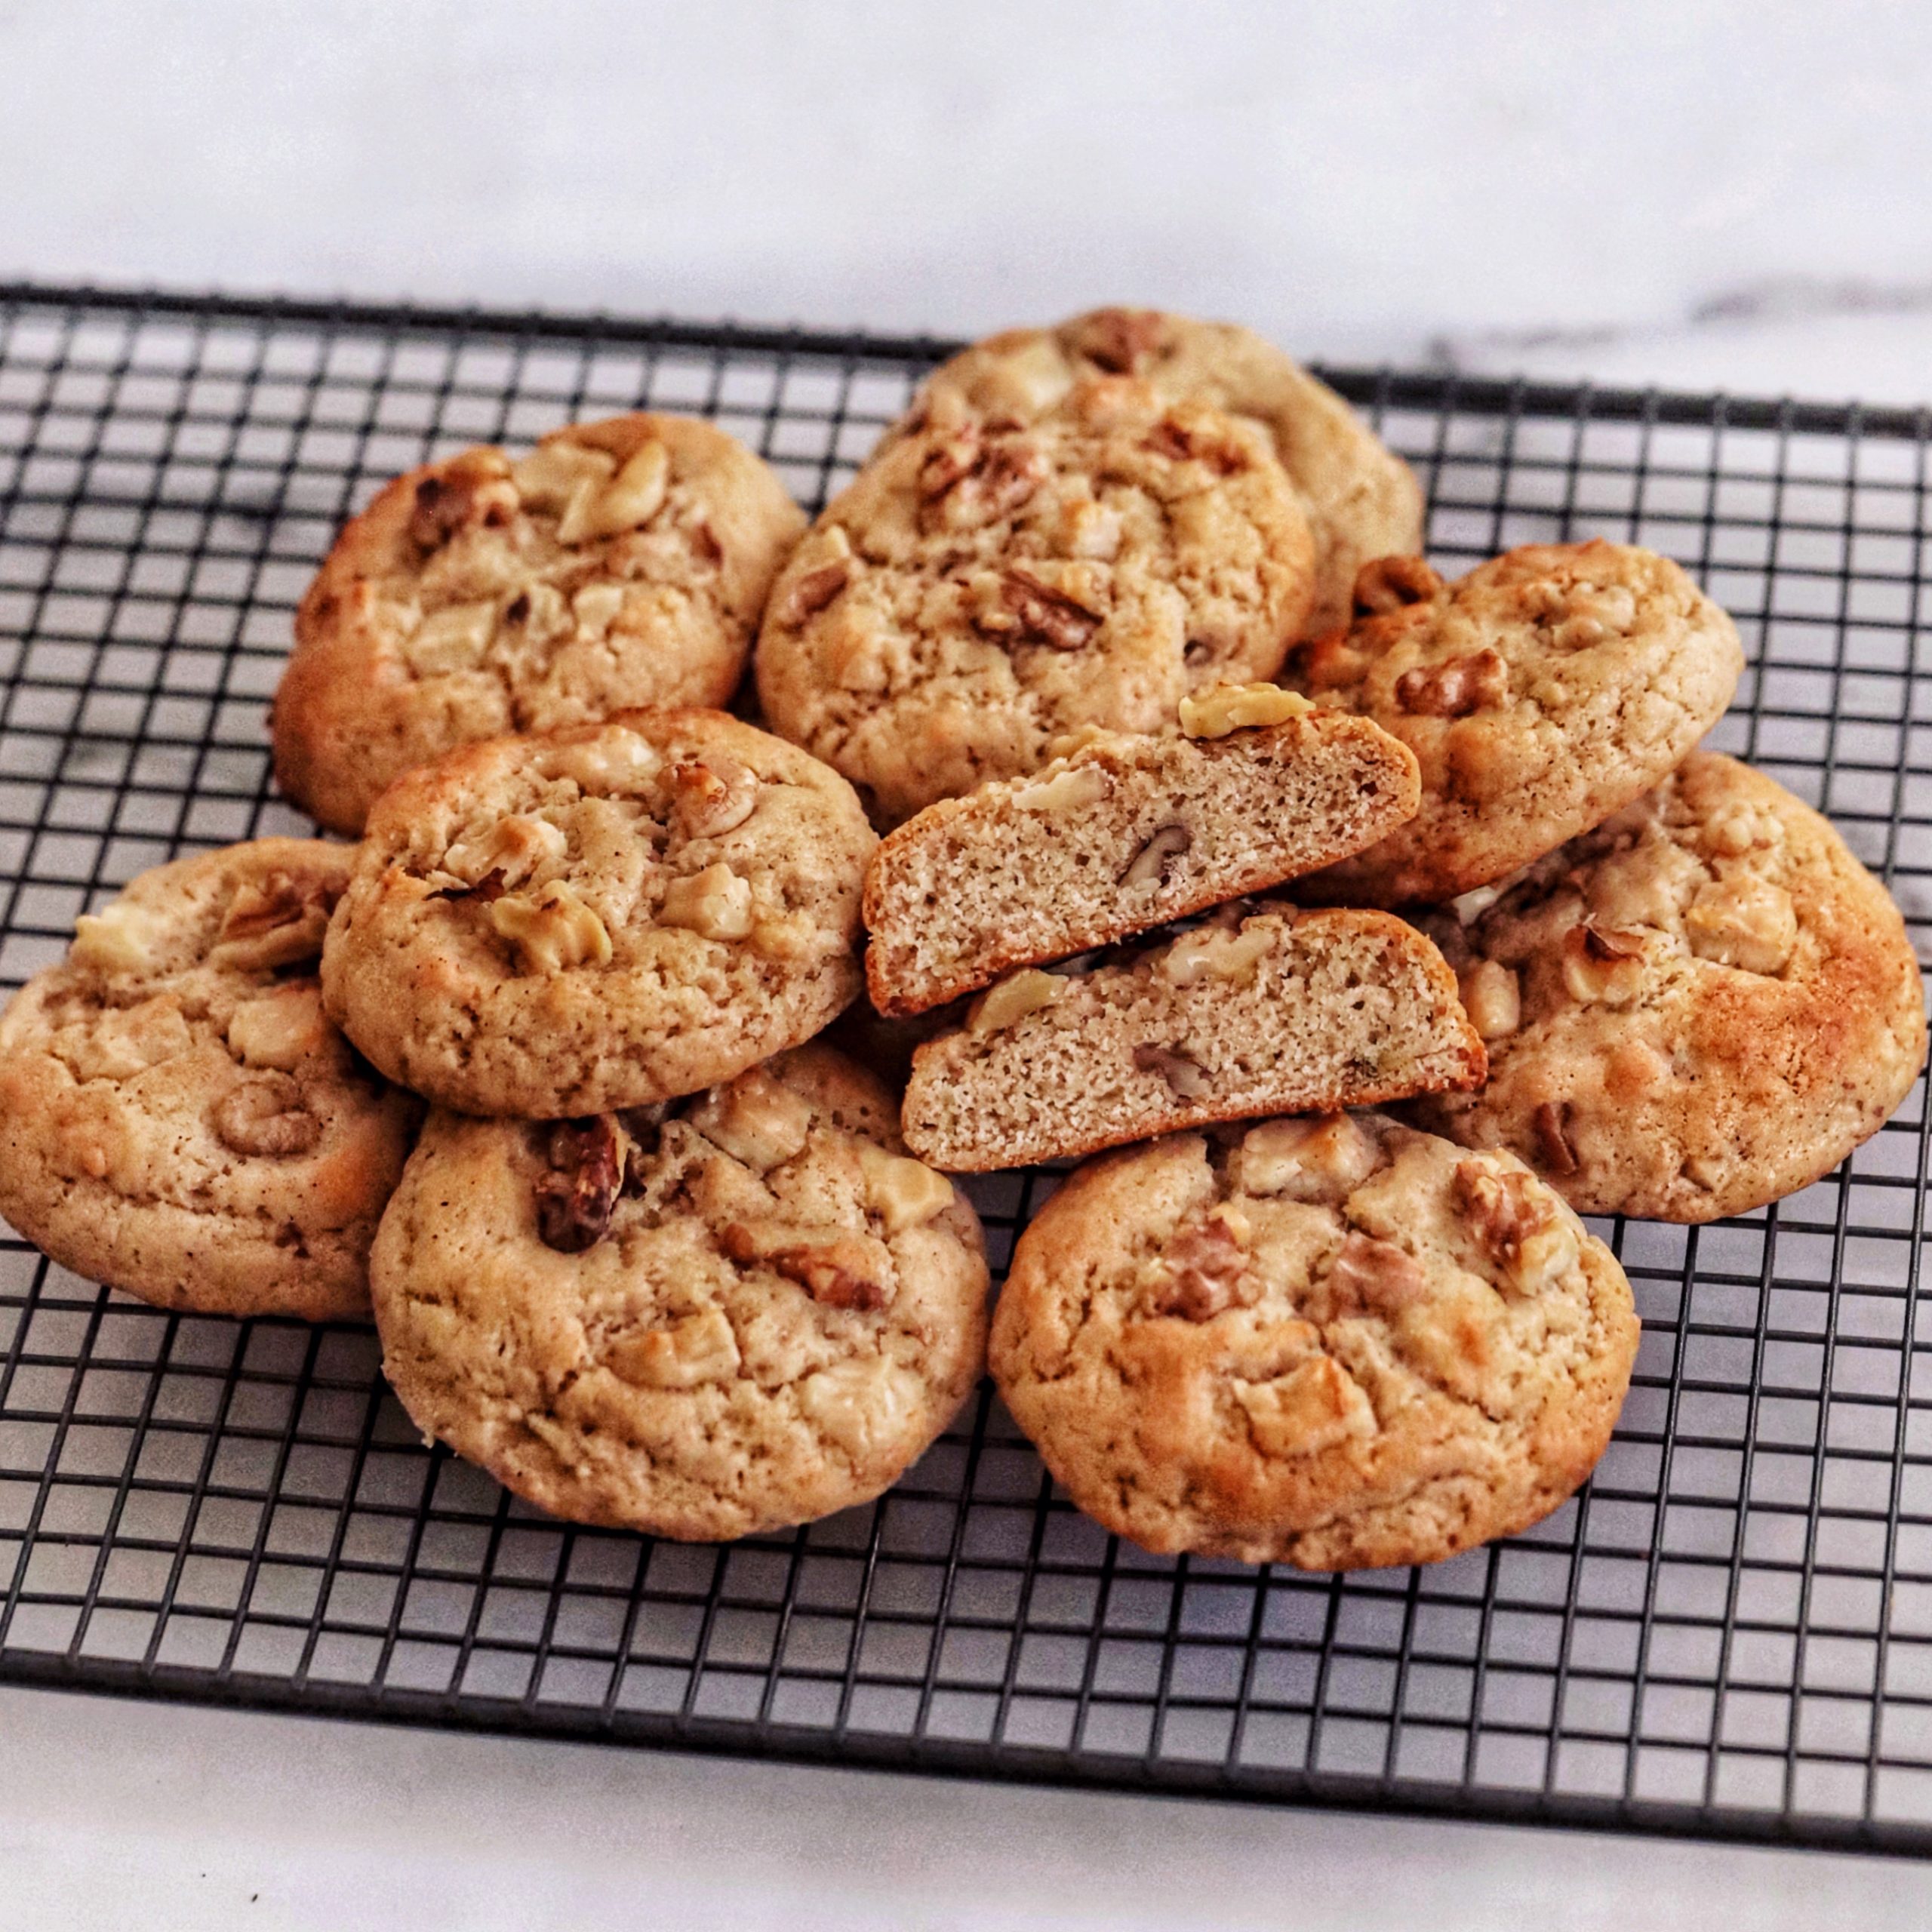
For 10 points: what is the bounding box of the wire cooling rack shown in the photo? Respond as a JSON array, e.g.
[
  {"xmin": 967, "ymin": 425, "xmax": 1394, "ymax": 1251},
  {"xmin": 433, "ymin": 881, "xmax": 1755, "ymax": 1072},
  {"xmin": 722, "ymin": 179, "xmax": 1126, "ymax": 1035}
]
[{"xmin": 2, "ymin": 285, "xmax": 1930, "ymax": 1855}]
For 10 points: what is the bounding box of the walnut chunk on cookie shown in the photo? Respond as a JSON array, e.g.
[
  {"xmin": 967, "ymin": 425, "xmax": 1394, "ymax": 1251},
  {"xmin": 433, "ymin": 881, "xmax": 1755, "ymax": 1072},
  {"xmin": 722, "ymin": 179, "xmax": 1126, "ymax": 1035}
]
[
  {"xmin": 991, "ymin": 1118, "xmax": 1637, "ymax": 1569},
  {"xmin": 369, "ymin": 1047, "xmax": 989, "ymax": 1541}
]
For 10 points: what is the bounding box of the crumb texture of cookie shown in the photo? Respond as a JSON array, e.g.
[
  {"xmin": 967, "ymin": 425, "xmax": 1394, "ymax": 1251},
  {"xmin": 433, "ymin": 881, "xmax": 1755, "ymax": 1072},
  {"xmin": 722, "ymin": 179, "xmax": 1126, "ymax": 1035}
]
[
  {"xmin": 272, "ymin": 414, "xmax": 806, "ymax": 833},
  {"xmin": 321, "ymin": 709, "xmax": 875, "ymax": 1118},
  {"xmin": 1409, "ymin": 752, "xmax": 1927, "ymax": 1222},
  {"xmin": 370, "ymin": 1046, "xmax": 990, "ymax": 1540},
  {"xmin": 900, "ymin": 905, "xmax": 1484, "ymax": 1171},
  {"xmin": 755, "ymin": 374, "xmax": 1316, "ymax": 826},
  {"xmin": 863, "ymin": 706, "xmax": 1420, "ymax": 1015},
  {"xmin": 0, "ymin": 840, "xmax": 421, "ymax": 1318},
  {"xmin": 908, "ymin": 307, "xmax": 1424, "ymax": 636},
  {"xmin": 990, "ymin": 1116, "xmax": 1638, "ymax": 1567},
  {"xmin": 1286, "ymin": 541, "xmax": 1744, "ymax": 906}
]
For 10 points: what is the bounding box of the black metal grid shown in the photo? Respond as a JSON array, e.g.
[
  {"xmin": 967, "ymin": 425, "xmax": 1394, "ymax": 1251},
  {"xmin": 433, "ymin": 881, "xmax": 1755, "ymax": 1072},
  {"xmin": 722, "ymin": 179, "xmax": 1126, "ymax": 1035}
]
[{"xmin": 3, "ymin": 285, "xmax": 1930, "ymax": 1856}]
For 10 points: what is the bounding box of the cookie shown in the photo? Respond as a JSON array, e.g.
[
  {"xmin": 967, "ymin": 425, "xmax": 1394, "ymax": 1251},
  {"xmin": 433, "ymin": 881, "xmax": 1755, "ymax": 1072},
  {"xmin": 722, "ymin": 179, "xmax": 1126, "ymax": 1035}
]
[
  {"xmin": 863, "ymin": 688, "xmax": 1419, "ymax": 1016},
  {"xmin": 908, "ymin": 306, "xmax": 1424, "ymax": 635},
  {"xmin": 0, "ymin": 841, "xmax": 420, "ymax": 1319},
  {"xmin": 990, "ymin": 1114, "xmax": 1638, "ymax": 1567},
  {"xmin": 1409, "ymin": 752, "xmax": 1927, "ymax": 1222},
  {"xmin": 321, "ymin": 710, "xmax": 875, "ymax": 1118},
  {"xmin": 900, "ymin": 904, "xmax": 1484, "ymax": 1172},
  {"xmin": 1284, "ymin": 542, "xmax": 1745, "ymax": 906},
  {"xmin": 370, "ymin": 1046, "xmax": 990, "ymax": 1540},
  {"xmin": 272, "ymin": 413, "xmax": 807, "ymax": 834},
  {"xmin": 755, "ymin": 374, "xmax": 1317, "ymax": 826}
]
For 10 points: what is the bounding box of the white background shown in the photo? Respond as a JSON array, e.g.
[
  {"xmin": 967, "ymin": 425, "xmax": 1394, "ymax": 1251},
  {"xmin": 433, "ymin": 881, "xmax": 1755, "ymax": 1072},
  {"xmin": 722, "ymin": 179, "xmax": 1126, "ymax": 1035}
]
[{"xmin": 4, "ymin": 2, "xmax": 1932, "ymax": 1924}]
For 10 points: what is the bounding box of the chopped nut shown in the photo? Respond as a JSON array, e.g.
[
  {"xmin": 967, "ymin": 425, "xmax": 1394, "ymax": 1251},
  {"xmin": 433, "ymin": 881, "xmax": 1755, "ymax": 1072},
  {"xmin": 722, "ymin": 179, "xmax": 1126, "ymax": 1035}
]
[
  {"xmin": 1684, "ymin": 876, "xmax": 1797, "ymax": 974},
  {"xmin": 1704, "ymin": 802, "xmax": 1778, "ymax": 859},
  {"xmin": 1682, "ymin": 1152, "xmax": 1727, "ymax": 1192},
  {"xmin": 558, "ymin": 437, "xmax": 670, "ymax": 542},
  {"xmin": 686, "ymin": 1068, "xmax": 815, "ymax": 1171},
  {"xmin": 1584, "ymin": 843, "xmax": 1697, "ymax": 931},
  {"xmin": 920, "ymin": 435, "xmax": 1047, "ymax": 531},
  {"xmin": 406, "ymin": 598, "xmax": 497, "ymax": 674},
  {"xmin": 70, "ymin": 901, "xmax": 163, "ymax": 974},
  {"xmin": 1533, "ymin": 1100, "xmax": 1579, "ymax": 1176},
  {"xmin": 750, "ymin": 913, "xmax": 818, "ymax": 960},
  {"xmin": 1118, "ymin": 822, "xmax": 1192, "ymax": 888},
  {"xmin": 657, "ymin": 863, "xmax": 755, "ymax": 941},
  {"xmin": 774, "ymin": 555, "xmax": 852, "ymax": 628},
  {"xmin": 1235, "ymin": 1355, "xmax": 1377, "ymax": 1458},
  {"xmin": 1457, "ymin": 958, "xmax": 1521, "ymax": 1040},
  {"xmin": 995, "ymin": 567, "xmax": 1102, "ymax": 651},
  {"xmin": 534, "ymin": 1115, "xmax": 627, "ymax": 1254},
  {"xmin": 1070, "ymin": 307, "xmax": 1167, "ymax": 374},
  {"xmin": 607, "ymin": 1306, "xmax": 740, "ymax": 1389},
  {"xmin": 1295, "ymin": 628, "xmax": 1374, "ymax": 691},
  {"xmin": 445, "ymin": 814, "xmax": 568, "ymax": 891},
  {"xmin": 571, "ymin": 580, "xmax": 627, "ymax": 633},
  {"xmin": 510, "ymin": 438, "xmax": 617, "ymax": 513},
  {"xmin": 1238, "ymin": 1115, "xmax": 1382, "ymax": 1203},
  {"xmin": 227, "ymin": 983, "xmax": 330, "ymax": 1072},
  {"xmin": 968, "ymin": 968, "xmax": 1066, "ymax": 1035},
  {"xmin": 1057, "ymin": 497, "xmax": 1122, "ymax": 560},
  {"xmin": 1328, "ymin": 1230, "xmax": 1429, "ymax": 1314},
  {"xmin": 718, "ymin": 1221, "xmax": 894, "ymax": 1312},
  {"xmin": 1146, "ymin": 1206, "xmax": 1253, "ymax": 1320},
  {"xmin": 213, "ymin": 1072, "xmax": 321, "ymax": 1158},
  {"xmin": 1560, "ymin": 919, "xmax": 1650, "ymax": 1007},
  {"xmin": 1178, "ymin": 683, "xmax": 1314, "ymax": 738},
  {"xmin": 539, "ymin": 726, "xmax": 661, "ymax": 793},
  {"xmin": 671, "ymin": 756, "xmax": 760, "ymax": 838},
  {"xmin": 408, "ymin": 451, "xmax": 518, "ymax": 549},
  {"xmin": 489, "ymin": 882, "xmax": 614, "ymax": 972},
  {"xmin": 208, "ymin": 873, "xmax": 334, "ymax": 971},
  {"xmin": 1352, "ymin": 555, "xmax": 1444, "ymax": 615},
  {"xmin": 1143, "ymin": 413, "xmax": 1244, "ymax": 472},
  {"xmin": 1012, "ymin": 763, "xmax": 1111, "ymax": 814},
  {"xmin": 1453, "ymin": 1158, "xmax": 1580, "ymax": 1294},
  {"xmin": 1450, "ymin": 882, "xmax": 1505, "ymax": 927},
  {"xmin": 1133, "ymin": 1042, "xmax": 1211, "ymax": 1100},
  {"xmin": 858, "ymin": 1143, "xmax": 955, "ymax": 1235},
  {"xmin": 1159, "ymin": 923, "xmax": 1272, "ymax": 989},
  {"xmin": 1394, "ymin": 647, "xmax": 1509, "ymax": 716}
]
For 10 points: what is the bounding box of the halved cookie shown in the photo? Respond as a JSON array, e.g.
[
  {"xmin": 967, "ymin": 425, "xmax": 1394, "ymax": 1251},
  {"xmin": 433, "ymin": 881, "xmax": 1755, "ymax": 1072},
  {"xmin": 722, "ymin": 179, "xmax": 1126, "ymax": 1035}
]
[
  {"xmin": 900, "ymin": 905, "xmax": 1484, "ymax": 1171},
  {"xmin": 991, "ymin": 1114, "xmax": 1638, "ymax": 1568},
  {"xmin": 863, "ymin": 689, "xmax": 1420, "ymax": 1017}
]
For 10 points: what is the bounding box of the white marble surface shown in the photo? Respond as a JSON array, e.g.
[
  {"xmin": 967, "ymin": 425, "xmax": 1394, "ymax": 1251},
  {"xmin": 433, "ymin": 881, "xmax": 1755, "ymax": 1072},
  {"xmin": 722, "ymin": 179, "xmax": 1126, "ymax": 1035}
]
[{"xmin": 4, "ymin": 2, "xmax": 1932, "ymax": 1924}]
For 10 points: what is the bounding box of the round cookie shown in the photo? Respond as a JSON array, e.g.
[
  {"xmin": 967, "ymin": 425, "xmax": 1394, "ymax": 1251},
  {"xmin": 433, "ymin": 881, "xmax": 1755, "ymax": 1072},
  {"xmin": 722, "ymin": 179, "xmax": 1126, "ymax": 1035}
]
[
  {"xmin": 321, "ymin": 709, "xmax": 875, "ymax": 1118},
  {"xmin": 991, "ymin": 1113, "xmax": 1638, "ymax": 1569},
  {"xmin": 755, "ymin": 374, "xmax": 1317, "ymax": 826},
  {"xmin": 0, "ymin": 840, "xmax": 420, "ymax": 1319},
  {"xmin": 272, "ymin": 413, "xmax": 807, "ymax": 834},
  {"xmin": 1284, "ymin": 541, "xmax": 1745, "ymax": 906},
  {"xmin": 907, "ymin": 306, "xmax": 1424, "ymax": 637},
  {"xmin": 370, "ymin": 1046, "xmax": 990, "ymax": 1540},
  {"xmin": 1409, "ymin": 752, "xmax": 1927, "ymax": 1223}
]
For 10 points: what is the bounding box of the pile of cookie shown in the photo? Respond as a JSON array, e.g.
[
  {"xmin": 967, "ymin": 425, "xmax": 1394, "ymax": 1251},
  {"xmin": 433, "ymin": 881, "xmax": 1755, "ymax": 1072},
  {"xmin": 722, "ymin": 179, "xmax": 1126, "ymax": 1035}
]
[{"xmin": 2, "ymin": 310, "xmax": 1921, "ymax": 1574}]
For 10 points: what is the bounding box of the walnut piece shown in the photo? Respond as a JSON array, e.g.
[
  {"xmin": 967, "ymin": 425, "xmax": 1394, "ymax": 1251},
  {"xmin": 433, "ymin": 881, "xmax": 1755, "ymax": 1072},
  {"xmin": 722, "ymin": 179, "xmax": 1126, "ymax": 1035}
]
[
  {"xmin": 1158, "ymin": 922, "xmax": 1272, "ymax": 988},
  {"xmin": 1453, "ymin": 1158, "xmax": 1580, "ymax": 1294},
  {"xmin": 208, "ymin": 873, "xmax": 334, "ymax": 971},
  {"xmin": 1560, "ymin": 919, "xmax": 1649, "ymax": 1007},
  {"xmin": 968, "ymin": 968, "xmax": 1066, "ymax": 1036},
  {"xmin": 718, "ymin": 1221, "xmax": 894, "ymax": 1312},
  {"xmin": 686, "ymin": 1068, "xmax": 814, "ymax": 1171},
  {"xmin": 1328, "ymin": 1230, "xmax": 1429, "ymax": 1314},
  {"xmin": 510, "ymin": 439, "xmax": 616, "ymax": 514},
  {"xmin": 1133, "ymin": 1042, "xmax": 1211, "ymax": 1100},
  {"xmin": 1178, "ymin": 683, "xmax": 1314, "ymax": 738},
  {"xmin": 1013, "ymin": 763, "xmax": 1111, "ymax": 814},
  {"xmin": 1684, "ymin": 876, "xmax": 1797, "ymax": 975},
  {"xmin": 1238, "ymin": 1115, "xmax": 1381, "ymax": 1204},
  {"xmin": 489, "ymin": 883, "xmax": 614, "ymax": 972},
  {"xmin": 774, "ymin": 547, "xmax": 852, "ymax": 627},
  {"xmin": 1146, "ymin": 1205, "xmax": 1252, "ymax": 1321},
  {"xmin": 606, "ymin": 1306, "xmax": 741, "ymax": 1389},
  {"xmin": 1112, "ymin": 822, "xmax": 1192, "ymax": 890},
  {"xmin": 534, "ymin": 1115, "xmax": 627, "ymax": 1254},
  {"xmin": 227, "ymin": 983, "xmax": 330, "ymax": 1072},
  {"xmin": 1533, "ymin": 1100, "xmax": 1579, "ymax": 1176},
  {"xmin": 1070, "ymin": 307, "xmax": 1167, "ymax": 374},
  {"xmin": 1057, "ymin": 497, "xmax": 1121, "ymax": 560},
  {"xmin": 213, "ymin": 1072, "xmax": 321, "ymax": 1158},
  {"xmin": 995, "ymin": 566, "xmax": 1101, "ymax": 651},
  {"xmin": 70, "ymin": 901, "xmax": 163, "ymax": 974},
  {"xmin": 558, "ymin": 438, "xmax": 670, "ymax": 544},
  {"xmin": 445, "ymin": 814, "xmax": 568, "ymax": 891},
  {"xmin": 1235, "ymin": 1356, "xmax": 1377, "ymax": 1458},
  {"xmin": 1457, "ymin": 958, "xmax": 1521, "ymax": 1040},
  {"xmin": 657, "ymin": 863, "xmax": 755, "ymax": 941},
  {"xmin": 1394, "ymin": 647, "xmax": 1509, "ymax": 717},
  {"xmin": 408, "ymin": 450, "xmax": 517, "ymax": 549},
  {"xmin": 858, "ymin": 1143, "xmax": 955, "ymax": 1235},
  {"xmin": 1352, "ymin": 555, "xmax": 1444, "ymax": 615},
  {"xmin": 671, "ymin": 756, "xmax": 760, "ymax": 839},
  {"xmin": 920, "ymin": 433, "xmax": 1046, "ymax": 532}
]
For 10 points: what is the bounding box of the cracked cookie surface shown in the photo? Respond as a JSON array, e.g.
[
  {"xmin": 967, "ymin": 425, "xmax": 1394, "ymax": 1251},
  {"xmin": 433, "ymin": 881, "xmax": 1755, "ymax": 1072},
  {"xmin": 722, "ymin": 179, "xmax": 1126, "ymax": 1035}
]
[
  {"xmin": 1408, "ymin": 752, "xmax": 1927, "ymax": 1221},
  {"xmin": 0, "ymin": 840, "xmax": 421, "ymax": 1318},
  {"xmin": 991, "ymin": 1114, "xmax": 1637, "ymax": 1568},
  {"xmin": 903, "ymin": 306, "xmax": 1423, "ymax": 636},
  {"xmin": 1284, "ymin": 541, "xmax": 1744, "ymax": 906},
  {"xmin": 272, "ymin": 414, "xmax": 806, "ymax": 833},
  {"xmin": 321, "ymin": 709, "xmax": 875, "ymax": 1117},
  {"xmin": 370, "ymin": 1045, "xmax": 989, "ymax": 1539},
  {"xmin": 755, "ymin": 374, "xmax": 1316, "ymax": 826}
]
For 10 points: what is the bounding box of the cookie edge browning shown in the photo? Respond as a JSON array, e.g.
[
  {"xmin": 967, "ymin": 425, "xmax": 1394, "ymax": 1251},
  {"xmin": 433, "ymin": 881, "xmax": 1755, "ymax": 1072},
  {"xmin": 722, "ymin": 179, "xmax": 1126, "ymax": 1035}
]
[{"xmin": 989, "ymin": 1131, "xmax": 1639, "ymax": 1569}]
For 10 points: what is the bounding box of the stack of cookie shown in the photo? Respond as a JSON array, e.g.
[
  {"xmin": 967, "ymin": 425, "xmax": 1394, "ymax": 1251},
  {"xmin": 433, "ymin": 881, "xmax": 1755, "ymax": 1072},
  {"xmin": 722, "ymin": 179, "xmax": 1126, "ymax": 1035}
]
[{"xmin": 1, "ymin": 309, "xmax": 1921, "ymax": 1580}]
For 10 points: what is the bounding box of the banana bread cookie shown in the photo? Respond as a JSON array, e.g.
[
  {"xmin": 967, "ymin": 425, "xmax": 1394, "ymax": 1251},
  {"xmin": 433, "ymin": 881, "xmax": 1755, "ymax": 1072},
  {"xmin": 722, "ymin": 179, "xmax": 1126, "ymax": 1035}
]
[
  {"xmin": 272, "ymin": 413, "xmax": 805, "ymax": 833},
  {"xmin": 755, "ymin": 374, "xmax": 1316, "ymax": 826},
  {"xmin": 906, "ymin": 307, "xmax": 1423, "ymax": 635},
  {"xmin": 370, "ymin": 1046, "xmax": 989, "ymax": 1540},
  {"xmin": 863, "ymin": 687, "xmax": 1420, "ymax": 1016},
  {"xmin": 991, "ymin": 1115, "xmax": 1638, "ymax": 1567},
  {"xmin": 1284, "ymin": 542, "xmax": 1744, "ymax": 906},
  {"xmin": 321, "ymin": 710, "xmax": 874, "ymax": 1118},
  {"xmin": 900, "ymin": 904, "xmax": 1484, "ymax": 1171},
  {"xmin": 0, "ymin": 841, "xmax": 420, "ymax": 1318},
  {"xmin": 1409, "ymin": 752, "xmax": 1927, "ymax": 1222}
]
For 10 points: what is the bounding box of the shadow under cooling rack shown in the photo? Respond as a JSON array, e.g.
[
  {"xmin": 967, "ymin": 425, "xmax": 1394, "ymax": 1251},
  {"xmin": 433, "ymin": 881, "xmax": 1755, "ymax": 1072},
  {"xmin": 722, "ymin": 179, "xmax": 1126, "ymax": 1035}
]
[{"xmin": 3, "ymin": 284, "xmax": 1932, "ymax": 1854}]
